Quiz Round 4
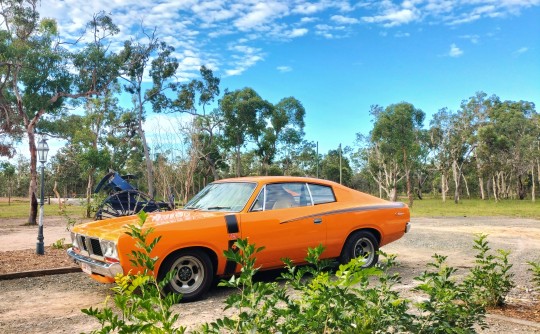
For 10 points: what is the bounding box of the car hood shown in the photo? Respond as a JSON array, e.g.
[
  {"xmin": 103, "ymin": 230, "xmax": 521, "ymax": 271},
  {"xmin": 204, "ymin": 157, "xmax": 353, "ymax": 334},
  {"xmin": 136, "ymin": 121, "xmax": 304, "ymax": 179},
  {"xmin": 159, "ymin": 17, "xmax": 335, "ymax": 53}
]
[{"xmin": 72, "ymin": 210, "xmax": 230, "ymax": 241}]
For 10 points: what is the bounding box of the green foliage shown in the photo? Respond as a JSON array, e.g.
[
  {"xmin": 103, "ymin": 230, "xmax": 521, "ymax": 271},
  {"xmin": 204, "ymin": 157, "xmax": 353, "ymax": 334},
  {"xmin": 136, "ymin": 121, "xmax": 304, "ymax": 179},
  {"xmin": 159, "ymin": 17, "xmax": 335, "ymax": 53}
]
[
  {"xmin": 199, "ymin": 240, "xmax": 489, "ymax": 334},
  {"xmin": 51, "ymin": 238, "xmax": 68, "ymax": 250},
  {"xmin": 82, "ymin": 211, "xmax": 185, "ymax": 334},
  {"xmin": 463, "ymin": 234, "xmax": 514, "ymax": 307},
  {"xmin": 528, "ymin": 261, "xmax": 540, "ymax": 290},
  {"xmin": 414, "ymin": 254, "xmax": 486, "ymax": 333}
]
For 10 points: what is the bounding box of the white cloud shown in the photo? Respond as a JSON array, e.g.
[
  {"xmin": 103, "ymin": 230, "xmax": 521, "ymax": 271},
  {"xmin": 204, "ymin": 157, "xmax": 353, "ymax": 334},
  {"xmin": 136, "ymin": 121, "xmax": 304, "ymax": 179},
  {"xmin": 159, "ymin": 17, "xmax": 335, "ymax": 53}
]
[
  {"xmin": 514, "ymin": 47, "xmax": 529, "ymax": 54},
  {"xmin": 288, "ymin": 28, "xmax": 309, "ymax": 38},
  {"xmin": 331, "ymin": 15, "xmax": 359, "ymax": 24},
  {"xmin": 448, "ymin": 43, "xmax": 463, "ymax": 57},
  {"xmin": 36, "ymin": 0, "xmax": 539, "ymax": 80},
  {"xmin": 460, "ymin": 34, "xmax": 480, "ymax": 44},
  {"xmin": 224, "ymin": 44, "xmax": 265, "ymax": 76},
  {"xmin": 233, "ymin": 1, "xmax": 289, "ymax": 31},
  {"xmin": 277, "ymin": 66, "xmax": 292, "ymax": 72},
  {"xmin": 395, "ymin": 31, "xmax": 410, "ymax": 37},
  {"xmin": 362, "ymin": 8, "xmax": 419, "ymax": 27}
]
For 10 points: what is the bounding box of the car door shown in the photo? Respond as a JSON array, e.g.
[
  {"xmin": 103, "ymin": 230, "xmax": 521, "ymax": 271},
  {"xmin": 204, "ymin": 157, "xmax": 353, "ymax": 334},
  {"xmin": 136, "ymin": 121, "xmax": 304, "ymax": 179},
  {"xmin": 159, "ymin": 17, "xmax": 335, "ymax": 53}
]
[{"xmin": 239, "ymin": 182, "xmax": 327, "ymax": 268}]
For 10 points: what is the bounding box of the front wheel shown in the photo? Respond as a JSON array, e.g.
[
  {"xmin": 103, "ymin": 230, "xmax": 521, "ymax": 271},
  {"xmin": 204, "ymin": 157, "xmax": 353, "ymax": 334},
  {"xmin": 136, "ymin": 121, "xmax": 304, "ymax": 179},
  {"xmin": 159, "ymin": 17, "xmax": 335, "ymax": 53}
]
[
  {"xmin": 159, "ymin": 250, "xmax": 214, "ymax": 302},
  {"xmin": 339, "ymin": 231, "xmax": 379, "ymax": 268}
]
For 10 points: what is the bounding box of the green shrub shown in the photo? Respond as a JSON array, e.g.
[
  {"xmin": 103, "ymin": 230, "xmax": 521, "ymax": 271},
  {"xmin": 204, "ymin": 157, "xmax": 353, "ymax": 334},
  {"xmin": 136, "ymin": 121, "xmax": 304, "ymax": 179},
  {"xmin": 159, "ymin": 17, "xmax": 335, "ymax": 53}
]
[
  {"xmin": 528, "ymin": 261, "xmax": 540, "ymax": 290},
  {"xmin": 83, "ymin": 229, "xmax": 503, "ymax": 333},
  {"xmin": 51, "ymin": 238, "xmax": 67, "ymax": 250},
  {"xmin": 82, "ymin": 211, "xmax": 185, "ymax": 334},
  {"xmin": 464, "ymin": 234, "xmax": 514, "ymax": 307},
  {"xmin": 413, "ymin": 254, "xmax": 486, "ymax": 333},
  {"xmin": 199, "ymin": 240, "xmax": 490, "ymax": 334},
  {"xmin": 199, "ymin": 242, "xmax": 412, "ymax": 334}
]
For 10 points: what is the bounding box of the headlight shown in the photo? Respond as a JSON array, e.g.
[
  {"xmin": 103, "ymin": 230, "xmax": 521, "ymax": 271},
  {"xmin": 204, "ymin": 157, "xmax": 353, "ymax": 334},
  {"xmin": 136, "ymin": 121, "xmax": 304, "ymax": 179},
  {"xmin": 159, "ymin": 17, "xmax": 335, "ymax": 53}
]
[
  {"xmin": 100, "ymin": 239, "xmax": 119, "ymax": 261},
  {"xmin": 71, "ymin": 232, "xmax": 79, "ymax": 249}
]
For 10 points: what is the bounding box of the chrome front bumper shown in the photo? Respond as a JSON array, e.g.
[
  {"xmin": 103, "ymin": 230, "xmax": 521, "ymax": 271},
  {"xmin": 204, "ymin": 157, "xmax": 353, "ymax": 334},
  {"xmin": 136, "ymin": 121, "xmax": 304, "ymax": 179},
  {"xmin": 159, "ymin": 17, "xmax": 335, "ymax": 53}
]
[
  {"xmin": 67, "ymin": 247, "xmax": 123, "ymax": 277},
  {"xmin": 405, "ymin": 222, "xmax": 411, "ymax": 233}
]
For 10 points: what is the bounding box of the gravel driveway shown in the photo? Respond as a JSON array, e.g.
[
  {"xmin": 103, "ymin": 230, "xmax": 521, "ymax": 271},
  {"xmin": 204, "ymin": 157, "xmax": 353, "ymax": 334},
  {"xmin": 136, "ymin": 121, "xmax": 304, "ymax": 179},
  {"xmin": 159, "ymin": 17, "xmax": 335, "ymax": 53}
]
[{"xmin": 1, "ymin": 217, "xmax": 539, "ymax": 333}]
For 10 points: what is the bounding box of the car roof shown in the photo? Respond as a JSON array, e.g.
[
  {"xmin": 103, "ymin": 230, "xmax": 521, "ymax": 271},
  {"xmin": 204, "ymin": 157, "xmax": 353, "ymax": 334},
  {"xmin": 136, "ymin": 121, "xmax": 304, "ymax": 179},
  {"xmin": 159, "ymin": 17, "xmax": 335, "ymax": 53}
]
[{"xmin": 214, "ymin": 176, "xmax": 339, "ymax": 186}]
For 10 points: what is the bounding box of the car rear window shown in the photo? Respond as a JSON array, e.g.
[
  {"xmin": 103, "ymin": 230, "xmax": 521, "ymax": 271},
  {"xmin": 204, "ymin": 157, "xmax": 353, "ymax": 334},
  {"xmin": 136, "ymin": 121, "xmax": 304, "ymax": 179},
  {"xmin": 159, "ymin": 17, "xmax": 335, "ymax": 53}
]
[{"xmin": 308, "ymin": 184, "xmax": 336, "ymax": 204}]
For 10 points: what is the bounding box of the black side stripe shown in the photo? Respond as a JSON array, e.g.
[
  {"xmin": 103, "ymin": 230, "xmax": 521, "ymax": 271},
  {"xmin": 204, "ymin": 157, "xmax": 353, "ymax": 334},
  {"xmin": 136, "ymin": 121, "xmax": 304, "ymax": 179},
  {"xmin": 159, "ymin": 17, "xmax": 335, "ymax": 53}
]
[
  {"xmin": 224, "ymin": 239, "xmax": 238, "ymax": 275},
  {"xmin": 225, "ymin": 215, "xmax": 239, "ymax": 233},
  {"xmin": 224, "ymin": 215, "xmax": 239, "ymax": 275}
]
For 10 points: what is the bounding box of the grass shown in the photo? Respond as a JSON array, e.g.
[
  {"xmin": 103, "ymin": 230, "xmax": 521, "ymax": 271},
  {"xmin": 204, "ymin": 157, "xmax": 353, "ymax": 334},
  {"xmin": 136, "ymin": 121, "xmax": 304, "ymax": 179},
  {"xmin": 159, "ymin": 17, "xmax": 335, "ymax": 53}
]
[
  {"xmin": 1, "ymin": 197, "xmax": 539, "ymax": 220},
  {"xmin": 0, "ymin": 198, "xmax": 87, "ymax": 219},
  {"xmin": 409, "ymin": 198, "xmax": 540, "ymax": 219}
]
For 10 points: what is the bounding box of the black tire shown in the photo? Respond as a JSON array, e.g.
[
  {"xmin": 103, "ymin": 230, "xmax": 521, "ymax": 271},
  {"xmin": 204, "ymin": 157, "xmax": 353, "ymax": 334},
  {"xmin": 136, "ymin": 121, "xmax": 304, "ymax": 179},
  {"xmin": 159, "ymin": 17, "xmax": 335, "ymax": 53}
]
[
  {"xmin": 159, "ymin": 249, "xmax": 214, "ymax": 302},
  {"xmin": 339, "ymin": 231, "xmax": 379, "ymax": 268}
]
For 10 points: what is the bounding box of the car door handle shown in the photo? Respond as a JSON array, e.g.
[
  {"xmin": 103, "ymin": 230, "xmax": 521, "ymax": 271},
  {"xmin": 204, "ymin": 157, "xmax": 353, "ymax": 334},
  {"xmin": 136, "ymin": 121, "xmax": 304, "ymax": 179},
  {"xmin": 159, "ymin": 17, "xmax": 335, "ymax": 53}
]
[{"xmin": 313, "ymin": 218, "xmax": 322, "ymax": 224}]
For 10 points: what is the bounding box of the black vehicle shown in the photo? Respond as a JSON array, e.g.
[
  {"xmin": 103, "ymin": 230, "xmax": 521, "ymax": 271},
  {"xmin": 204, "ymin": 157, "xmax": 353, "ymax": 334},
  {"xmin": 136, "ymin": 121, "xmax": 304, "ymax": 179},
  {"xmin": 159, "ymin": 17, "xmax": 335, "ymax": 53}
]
[{"xmin": 93, "ymin": 171, "xmax": 172, "ymax": 220}]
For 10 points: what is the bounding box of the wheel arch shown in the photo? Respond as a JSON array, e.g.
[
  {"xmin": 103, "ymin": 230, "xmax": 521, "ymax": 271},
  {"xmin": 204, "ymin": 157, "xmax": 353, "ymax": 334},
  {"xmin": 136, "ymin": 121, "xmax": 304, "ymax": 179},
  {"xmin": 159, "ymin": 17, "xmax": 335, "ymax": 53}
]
[
  {"xmin": 157, "ymin": 246, "xmax": 219, "ymax": 279},
  {"xmin": 341, "ymin": 227, "xmax": 381, "ymax": 255}
]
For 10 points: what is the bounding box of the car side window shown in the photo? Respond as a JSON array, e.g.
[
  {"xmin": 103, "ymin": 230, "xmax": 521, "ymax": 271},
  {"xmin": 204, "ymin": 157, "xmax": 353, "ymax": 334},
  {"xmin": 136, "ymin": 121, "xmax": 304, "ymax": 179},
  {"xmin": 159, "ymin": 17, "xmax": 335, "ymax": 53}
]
[
  {"xmin": 250, "ymin": 183, "xmax": 313, "ymax": 212},
  {"xmin": 251, "ymin": 188, "xmax": 265, "ymax": 211},
  {"xmin": 307, "ymin": 184, "xmax": 336, "ymax": 205}
]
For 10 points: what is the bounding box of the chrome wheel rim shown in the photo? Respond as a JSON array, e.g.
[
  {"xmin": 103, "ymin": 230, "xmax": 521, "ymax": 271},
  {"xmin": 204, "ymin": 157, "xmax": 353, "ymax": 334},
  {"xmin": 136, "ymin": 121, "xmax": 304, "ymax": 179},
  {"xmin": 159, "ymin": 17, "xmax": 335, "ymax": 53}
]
[
  {"xmin": 353, "ymin": 237, "xmax": 375, "ymax": 266},
  {"xmin": 170, "ymin": 255, "xmax": 205, "ymax": 294}
]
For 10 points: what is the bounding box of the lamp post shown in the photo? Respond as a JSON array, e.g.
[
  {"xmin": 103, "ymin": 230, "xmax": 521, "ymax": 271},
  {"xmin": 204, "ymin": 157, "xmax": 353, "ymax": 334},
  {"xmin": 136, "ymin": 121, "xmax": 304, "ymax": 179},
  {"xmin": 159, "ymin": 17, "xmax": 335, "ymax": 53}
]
[{"xmin": 36, "ymin": 138, "xmax": 49, "ymax": 255}]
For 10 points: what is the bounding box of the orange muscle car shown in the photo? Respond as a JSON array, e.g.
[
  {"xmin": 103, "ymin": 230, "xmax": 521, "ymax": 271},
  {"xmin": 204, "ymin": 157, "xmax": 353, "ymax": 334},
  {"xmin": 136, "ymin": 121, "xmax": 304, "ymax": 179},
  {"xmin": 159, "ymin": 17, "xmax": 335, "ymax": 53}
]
[{"xmin": 67, "ymin": 176, "xmax": 410, "ymax": 301}]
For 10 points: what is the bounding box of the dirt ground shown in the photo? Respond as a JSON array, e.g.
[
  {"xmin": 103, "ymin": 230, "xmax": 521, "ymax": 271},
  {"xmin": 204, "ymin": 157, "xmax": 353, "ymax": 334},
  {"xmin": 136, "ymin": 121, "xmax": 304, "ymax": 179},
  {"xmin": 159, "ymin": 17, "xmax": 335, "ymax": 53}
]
[{"xmin": 0, "ymin": 216, "xmax": 539, "ymax": 333}]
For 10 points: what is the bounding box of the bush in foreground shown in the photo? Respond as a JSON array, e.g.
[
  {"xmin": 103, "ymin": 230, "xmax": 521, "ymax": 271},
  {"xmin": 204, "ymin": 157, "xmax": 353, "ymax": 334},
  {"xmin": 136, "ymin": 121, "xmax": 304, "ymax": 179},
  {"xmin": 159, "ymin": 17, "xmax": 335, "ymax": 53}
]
[{"xmin": 82, "ymin": 213, "xmax": 518, "ymax": 333}]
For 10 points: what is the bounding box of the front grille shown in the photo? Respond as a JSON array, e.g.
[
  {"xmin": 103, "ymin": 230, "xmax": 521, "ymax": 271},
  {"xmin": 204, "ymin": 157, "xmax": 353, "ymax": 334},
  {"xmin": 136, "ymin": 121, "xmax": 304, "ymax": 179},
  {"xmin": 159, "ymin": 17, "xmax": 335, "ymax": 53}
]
[
  {"xmin": 77, "ymin": 235, "xmax": 103, "ymax": 258},
  {"xmin": 89, "ymin": 238, "xmax": 103, "ymax": 256},
  {"xmin": 80, "ymin": 236, "xmax": 88, "ymax": 251}
]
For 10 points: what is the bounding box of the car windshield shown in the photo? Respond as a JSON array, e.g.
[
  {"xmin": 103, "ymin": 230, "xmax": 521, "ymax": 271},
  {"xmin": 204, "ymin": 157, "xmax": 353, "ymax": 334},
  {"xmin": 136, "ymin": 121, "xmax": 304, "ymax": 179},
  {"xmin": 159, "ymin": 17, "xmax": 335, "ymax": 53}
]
[{"xmin": 184, "ymin": 182, "xmax": 257, "ymax": 212}]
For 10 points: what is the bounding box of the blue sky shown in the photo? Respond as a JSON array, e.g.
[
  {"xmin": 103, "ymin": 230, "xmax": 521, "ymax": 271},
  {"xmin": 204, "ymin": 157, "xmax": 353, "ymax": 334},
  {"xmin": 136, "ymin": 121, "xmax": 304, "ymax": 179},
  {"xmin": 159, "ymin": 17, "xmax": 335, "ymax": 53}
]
[{"xmin": 38, "ymin": 0, "xmax": 540, "ymax": 154}]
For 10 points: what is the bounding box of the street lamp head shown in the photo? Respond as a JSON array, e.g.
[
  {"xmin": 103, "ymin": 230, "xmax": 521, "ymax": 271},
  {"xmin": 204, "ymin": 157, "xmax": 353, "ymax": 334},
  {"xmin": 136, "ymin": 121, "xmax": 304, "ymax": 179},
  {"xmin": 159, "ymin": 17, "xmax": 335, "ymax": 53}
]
[{"xmin": 37, "ymin": 138, "xmax": 49, "ymax": 164}]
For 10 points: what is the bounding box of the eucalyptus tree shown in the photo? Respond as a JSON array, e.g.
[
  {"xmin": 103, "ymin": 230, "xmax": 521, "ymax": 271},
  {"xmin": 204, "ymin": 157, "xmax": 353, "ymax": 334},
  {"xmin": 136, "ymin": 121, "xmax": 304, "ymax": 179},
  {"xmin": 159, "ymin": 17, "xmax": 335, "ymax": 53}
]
[
  {"xmin": 429, "ymin": 107, "xmax": 476, "ymax": 203},
  {"xmin": 476, "ymin": 99, "xmax": 537, "ymax": 200},
  {"xmin": 0, "ymin": 2, "xmax": 122, "ymax": 224},
  {"xmin": 280, "ymin": 140, "xmax": 318, "ymax": 177},
  {"xmin": 0, "ymin": 161, "xmax": 15, "ymax": 204},
  {"xmin": 355, "ymin": 121, "xmax": 402, "ymax": 200},
  {"xmin": 219, "ymin": 87, "xmax": 273, "ymax": 177},
  {"xmin": 256, "ymin": 97, "xmax": 306, "ymax": 175},
  {"xmin": 74, "ymin": 90, "xmax": 127, "ymax": 217},
  {"xmin": 368, "ymin": 103, "xmax": 424, "ymax": 206},
  {"xmin": 320, "ymin": 148, "xmax": 353, "ymax": 186},
  {"xmin": 119, "ymin": 28, "xmax": 179, "ymax": 197},
  {"xmin": 174, "ymin": 66, "xmax": 224, "ymax": 180},
  {"xmin": 174, "ymin": 65, "xmax": 220, "ymax": 116},
  {"xmin": 458, "ymin": 92, "xmax": 497, "ymax": 200}
]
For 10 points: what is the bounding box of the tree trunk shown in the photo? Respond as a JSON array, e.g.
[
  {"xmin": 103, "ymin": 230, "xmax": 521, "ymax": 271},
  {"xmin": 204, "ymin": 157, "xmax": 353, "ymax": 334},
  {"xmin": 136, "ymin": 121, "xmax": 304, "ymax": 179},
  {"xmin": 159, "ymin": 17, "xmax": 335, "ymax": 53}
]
[
  {"xmin": 452, "ymin": 160, "xmax": 460, "ymax": 204},
  {"xmin": 390, "ymin": 187, "xmax": 397, "ymax": 202},
  {"xmin": 406, "ymin": 170, "xmax": 413, "ymax": 207},
  {"xmin": 517, "ymin": 175, "xmax": 526, "ymax": 200},
  {"xmin": 492, "ymin": 175, "xmax": 498, "ymax": 202},
  {"xmin": 462, "ymin": 173, "xmax": 470, "ymax": 199},
  {"xmin": 478, "ymin": 177, "xmax": 485, "ymax": 200},
  {"xmin": 378, "ymin": 170, "xmax": 383, "ymax": 199},
  {"xmin": 27, "ymin": 129, "xmax": 38, "ymax": 225},
  {"xmin": 53, "ymin": 180, "xmax": 62, "ymax": 210},
  {"xmin": 532, "ymin": 165, "xmax": 536, "ymax": 202},
  {"xmin": 235, "ymin": 146, "xmax": 242, "ymax": 177},
  {"xmin": 441, "ymin": 174, "xmax": 447, "ymax": 202},
  {"xmin": 138, "ymin": 125, "xmax": 155, "ymax": 197},
  {"xmin": 85, "ymin": 171, "xmax": 94, "ymax": 218},
  {"xmin": 475, "ymin": 150, "xmax": 486, "ymax": 200}
]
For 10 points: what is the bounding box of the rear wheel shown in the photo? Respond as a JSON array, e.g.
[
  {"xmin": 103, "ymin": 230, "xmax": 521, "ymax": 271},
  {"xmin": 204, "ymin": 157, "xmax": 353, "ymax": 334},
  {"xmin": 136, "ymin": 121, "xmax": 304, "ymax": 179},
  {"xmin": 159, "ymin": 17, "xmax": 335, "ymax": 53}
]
[
  {"xmin": 160, "ymin": 249, "xmax": 213, "ymax": 302},
  {"xmin": 339, "ymin": 231, "xmax": 379, "ymax": 267}
]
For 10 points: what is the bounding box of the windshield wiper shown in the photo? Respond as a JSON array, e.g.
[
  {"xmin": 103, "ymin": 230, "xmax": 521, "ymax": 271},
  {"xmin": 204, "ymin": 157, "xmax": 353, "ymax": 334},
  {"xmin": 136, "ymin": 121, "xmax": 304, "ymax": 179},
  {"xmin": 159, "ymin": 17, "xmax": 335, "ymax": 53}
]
[
  {"xmin": 206, "ymin": 206, "xmax": 231, "ymax": 210},
  {"xmin": 184, "ymin": 205, "xmax": 201, "ymax": 210}
]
